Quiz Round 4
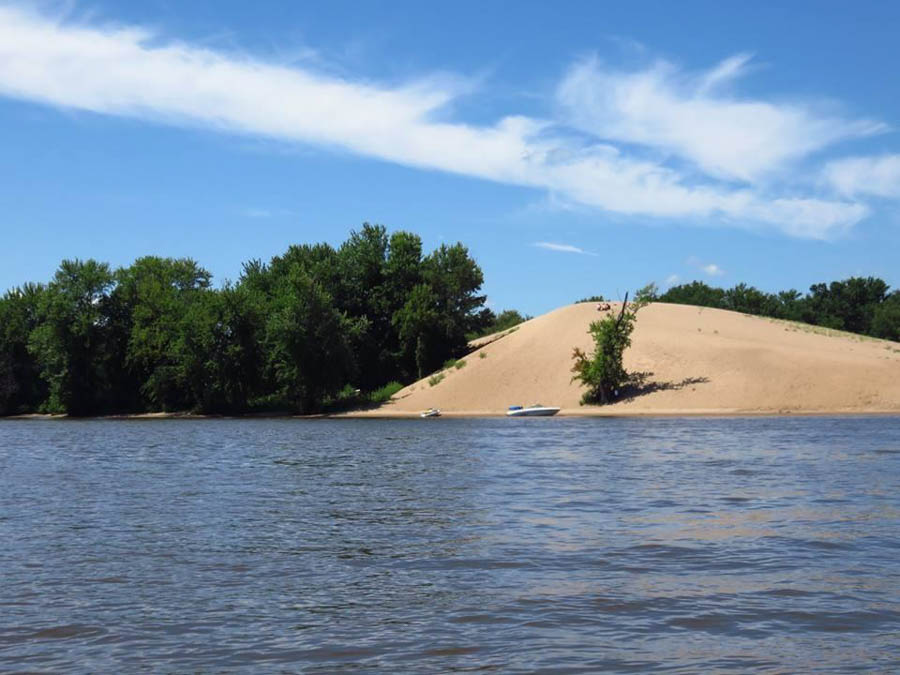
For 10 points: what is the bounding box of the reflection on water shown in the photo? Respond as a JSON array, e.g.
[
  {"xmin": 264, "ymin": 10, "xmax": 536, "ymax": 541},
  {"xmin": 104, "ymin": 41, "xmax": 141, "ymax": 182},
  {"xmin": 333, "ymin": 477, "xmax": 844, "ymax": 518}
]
[{"xmin": 1, "ymin": 416, "xmax": 899, "ymax": 672}]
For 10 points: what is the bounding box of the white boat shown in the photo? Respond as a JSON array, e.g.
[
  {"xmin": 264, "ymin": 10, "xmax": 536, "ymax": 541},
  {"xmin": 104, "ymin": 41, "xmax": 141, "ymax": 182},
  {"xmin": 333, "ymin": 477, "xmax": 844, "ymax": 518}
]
[
  {"xmin": 420, "ymin": 408, "xmax": 441, "ymax": 418},
  {"xmin": 506, "ymin": 404, "xmax": 560, "ymax": 417}
]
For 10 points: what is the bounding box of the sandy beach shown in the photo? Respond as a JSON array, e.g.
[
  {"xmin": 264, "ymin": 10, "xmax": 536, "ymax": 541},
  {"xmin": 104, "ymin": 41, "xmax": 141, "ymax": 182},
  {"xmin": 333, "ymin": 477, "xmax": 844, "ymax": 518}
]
[{"xmin": 342, "ymin": 302, "xmax": 900, "ymax": 417}]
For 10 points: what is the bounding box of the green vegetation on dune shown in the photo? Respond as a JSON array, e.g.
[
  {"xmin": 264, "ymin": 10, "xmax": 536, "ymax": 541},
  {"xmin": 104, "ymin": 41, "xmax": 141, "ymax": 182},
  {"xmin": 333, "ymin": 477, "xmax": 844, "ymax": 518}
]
[
  {"xmin": 0, "ymin": 225, "xmax": 492, "ymax": 417},
  {"xmin": 467, "ymin": 309, "xmax": 530, "ymax": 340},
  {"xmin": 653, "ymin": 277, "xmax": 900, "ymax": 342},
  {"xmin": 571, "ymin": 286, "xmax": 652, "ymax": 405},
  {"xmin": 368, "ymin": 381, "xmax": 404, "ymax": 404}
]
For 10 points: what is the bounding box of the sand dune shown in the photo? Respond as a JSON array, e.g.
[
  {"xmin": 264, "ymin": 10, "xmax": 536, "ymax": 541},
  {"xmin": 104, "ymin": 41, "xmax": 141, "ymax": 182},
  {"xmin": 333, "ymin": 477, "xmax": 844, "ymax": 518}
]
[{"xmin": 347, "ymin": 302, "xmax": 900, "ymax": 417}]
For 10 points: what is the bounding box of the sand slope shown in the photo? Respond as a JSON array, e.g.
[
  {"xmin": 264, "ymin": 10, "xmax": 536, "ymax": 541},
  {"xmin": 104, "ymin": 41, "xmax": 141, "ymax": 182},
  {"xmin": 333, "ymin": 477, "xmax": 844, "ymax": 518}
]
[{"xmin": 351, "ymin": 302, "xmax": 900, "ymax": 416}]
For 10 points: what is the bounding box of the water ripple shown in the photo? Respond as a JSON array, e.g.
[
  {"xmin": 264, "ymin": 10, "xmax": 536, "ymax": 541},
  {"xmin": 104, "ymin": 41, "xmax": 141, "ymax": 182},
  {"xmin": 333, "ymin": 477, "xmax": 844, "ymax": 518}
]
[{"xmin": 1, "ymin": 416, "xmax": 899, "ymax": 672}]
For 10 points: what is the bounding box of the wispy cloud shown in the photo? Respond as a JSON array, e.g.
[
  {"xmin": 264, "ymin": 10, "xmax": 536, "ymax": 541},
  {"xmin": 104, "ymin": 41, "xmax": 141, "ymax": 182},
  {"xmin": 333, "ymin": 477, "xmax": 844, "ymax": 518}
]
[
  {"xmin": 823, "ymin": 154, "xmax": 900, "ymax": 198},
  {"xmin": 664, "ymin": 274, "xmax": 680, "ymax": 286},
  {"xmin": 0, "ymin": 5, "xmax": 884, "ymax": 240},
  {"xmin": 557, "ymin": 54, "xmax": 884, "ymax": 182},
  {"xmin": 533, "ymin": 241, "xmax": 597, "ymax": 255},
  {"xmin": 242, "ymin": 207, "xmax": 295, "ymax": 218}
]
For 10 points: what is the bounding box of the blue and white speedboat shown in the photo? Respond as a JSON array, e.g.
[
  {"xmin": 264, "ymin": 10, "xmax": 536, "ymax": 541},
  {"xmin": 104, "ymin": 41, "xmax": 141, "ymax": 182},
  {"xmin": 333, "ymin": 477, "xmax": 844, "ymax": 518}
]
[{"xmin": 506, "ymin": 404, "xmax": 560, "ymax": 417}]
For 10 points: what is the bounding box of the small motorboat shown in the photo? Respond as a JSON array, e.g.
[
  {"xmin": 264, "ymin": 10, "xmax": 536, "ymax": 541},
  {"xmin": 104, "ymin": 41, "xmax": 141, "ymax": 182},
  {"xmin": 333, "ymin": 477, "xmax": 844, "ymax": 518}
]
[
  {"xmin": 420, "ymin": 408, "xmax": 441, "ymax": 418},
  {"xmin": 506, "ymin": 404, "xmax": 560, "ymax": 417}
]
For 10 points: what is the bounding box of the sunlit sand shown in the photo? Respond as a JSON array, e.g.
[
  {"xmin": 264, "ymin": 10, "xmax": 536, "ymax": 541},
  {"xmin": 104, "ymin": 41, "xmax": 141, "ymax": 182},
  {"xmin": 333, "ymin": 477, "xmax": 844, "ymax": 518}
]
[{"xmin": 343, "ymin": 302, "xmax": 900, "ymax": 417}]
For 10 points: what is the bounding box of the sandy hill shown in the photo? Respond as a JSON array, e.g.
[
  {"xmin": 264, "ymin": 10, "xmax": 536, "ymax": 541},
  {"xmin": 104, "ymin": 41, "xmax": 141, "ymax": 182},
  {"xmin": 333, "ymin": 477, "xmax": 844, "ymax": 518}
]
[{"xmin": 348, "ymin": 302, "xmax": 900, "ymax": 417}]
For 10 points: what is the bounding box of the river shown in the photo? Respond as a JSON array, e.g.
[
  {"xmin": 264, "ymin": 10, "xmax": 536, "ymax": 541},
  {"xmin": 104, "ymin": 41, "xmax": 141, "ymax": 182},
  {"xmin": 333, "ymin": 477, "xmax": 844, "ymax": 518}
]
[{"xmin": 1, "ymin": 417, "xmax": 898, "ymax": 672}]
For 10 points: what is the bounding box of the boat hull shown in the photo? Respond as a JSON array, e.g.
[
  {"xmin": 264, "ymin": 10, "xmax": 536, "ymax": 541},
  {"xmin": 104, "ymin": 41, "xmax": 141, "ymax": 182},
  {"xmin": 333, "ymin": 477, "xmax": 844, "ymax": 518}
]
[{"xmin": 507, "ymin": 407, "xmax": 560, "ymax": 417}]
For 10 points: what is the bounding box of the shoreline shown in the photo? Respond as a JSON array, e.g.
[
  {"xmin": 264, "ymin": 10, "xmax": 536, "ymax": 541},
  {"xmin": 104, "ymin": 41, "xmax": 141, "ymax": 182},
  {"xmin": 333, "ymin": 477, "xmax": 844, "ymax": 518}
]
[
  {"xmin": 332, "ymin": 408, "xmax": 900, "ymax": 419},
  {"xmin": 5, "ymin": 304, "xmax": 898, "ymax": 423},
  {"xmin": 4, "ymin": 408, "xmax": 900, "ymax": 421}
]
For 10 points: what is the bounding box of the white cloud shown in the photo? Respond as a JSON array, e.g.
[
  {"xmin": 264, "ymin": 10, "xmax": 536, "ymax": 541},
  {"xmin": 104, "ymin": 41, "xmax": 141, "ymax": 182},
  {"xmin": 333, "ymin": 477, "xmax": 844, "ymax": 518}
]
[
  {"xmin": 664, "ymin": 274, "xmax": 680, "ymax": 286},
  {"xmin": 823, "ymin": 154, "xmax": 900, "ymax": 198},
  {"xmin": 557, "ymin": 54, "xmax": 885, "ymax": 182},
  {"xmin": 687, "ymin": 257, "xmax": 725, "ymax": 277},
  {"xmin": 533, "ymin": 241, "xmax": 596, "ymax": 255},
  {"xmin": 697, "ymin": 53, "xmax": 753, "ymax": 96},
  {"xmin": 0, "ymin": 6, "xmax": 879, "ymax": 240}
]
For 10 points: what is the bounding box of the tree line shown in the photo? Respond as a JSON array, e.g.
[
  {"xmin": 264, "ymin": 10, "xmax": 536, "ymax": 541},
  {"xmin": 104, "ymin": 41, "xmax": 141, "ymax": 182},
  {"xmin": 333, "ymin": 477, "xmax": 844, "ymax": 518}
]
[
  {"xmin": 653, "ymin": 277, "xmax": 900, "ymax": 340},
  {"xmin": 0, "ymin": 225, "xmax": 500, "ymax": 416}
]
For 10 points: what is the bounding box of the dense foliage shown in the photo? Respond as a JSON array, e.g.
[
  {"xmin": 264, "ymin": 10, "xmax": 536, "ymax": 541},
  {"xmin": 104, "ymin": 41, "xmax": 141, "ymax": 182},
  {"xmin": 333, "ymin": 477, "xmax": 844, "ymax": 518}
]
[
  {"xmin": 0, "ymin": 225, "xmax": 492, "ymax": 416},
  {"xmin": 571, "ymin": 290, "xmax": 650, "ymax": 405},
  {"xmin": 654, "ymin": 277, "xmax": 900, "ymax": 341},
  {"xmin": 468, "ymin": 309, "xmax": 530, "ymax": 340}
]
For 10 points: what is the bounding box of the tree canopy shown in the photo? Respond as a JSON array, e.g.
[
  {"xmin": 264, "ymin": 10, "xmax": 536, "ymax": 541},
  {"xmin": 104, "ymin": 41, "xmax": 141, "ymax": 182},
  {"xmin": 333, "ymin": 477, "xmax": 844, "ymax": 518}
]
[
  {"xmin": 0, "ymin": 225, "xmax": 491, "ymax": 416},
  {"xmin": 3, "ymin": 233, "xmax": 895, "ymax": 418},
  {"xmin": 657, "ymin": 277, "xmax": 900, "ymax": 340}
]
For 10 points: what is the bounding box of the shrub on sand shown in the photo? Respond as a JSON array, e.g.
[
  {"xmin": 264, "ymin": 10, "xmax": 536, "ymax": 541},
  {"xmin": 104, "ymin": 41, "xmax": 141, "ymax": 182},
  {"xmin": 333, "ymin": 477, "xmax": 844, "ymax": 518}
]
[
  {"xmin": 571, "ymin": 288, "xmax": 651, "ymax": 405},
  {"xmin": 370, "ymin": 381, "xmax": 403, "ymax": 403}
]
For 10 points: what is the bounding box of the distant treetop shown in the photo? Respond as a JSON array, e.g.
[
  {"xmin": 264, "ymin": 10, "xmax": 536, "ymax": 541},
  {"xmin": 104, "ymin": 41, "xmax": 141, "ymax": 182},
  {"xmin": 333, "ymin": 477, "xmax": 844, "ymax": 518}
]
[{"xmin": 657, "ymin": 277, "xmax": 899, "ymax": 341}]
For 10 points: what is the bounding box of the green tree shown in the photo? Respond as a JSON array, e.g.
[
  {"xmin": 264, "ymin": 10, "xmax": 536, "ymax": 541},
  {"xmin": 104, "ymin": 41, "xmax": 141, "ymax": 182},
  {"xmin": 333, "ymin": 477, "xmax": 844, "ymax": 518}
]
[
  {"xmin": 242, "ymin": 226, "xmax": 486, "ymax": 392},
  {"xmin": 468, "ymin": 308, "xmax": 530, "ymax": 340},
  {"xmin": 383, "ymin": 231, "xmax": 424, "ymax": 311},
  {"xmin": 658, "ymin": 281, "xmax": 726, "ymax": 308},
  {"xmin": 336, "ymin": 224, "xmax": 393, "ymax": 388},
  {"xmin": 266, "ymin": 243, "xmax": 342, "ymax": 300},
  {"xmin": 177, "ymin": 284, "xmax": 266, "ymax": 413},
  {"xmin": 635, "ymin": 282, "xmax": 659, "ymax": 304},
  {"xmin": 871, "ymin": 292, "xmax": 900, "ymax": 341},
  {"xmin": 801, "ymin": 277, "xmax": 888, "ymax": 333},
  {"xmin": 723, "ymin": 283, "xmax": 778, "ymax": 316},
  {"xmin": 422, "ymin": 242, "xmax": 487, "ymax": 361},
  {"xmin": 1, "ymin": 226, "xmax": 493, "ymax": 414},
  {"xmin": 265, "ymin": 266, "xmax": 361, "ymax": 413},
  {"xmin": 28, "ymin": 259, "xmax": 116, "ymax": 415},
  {"xmin": 773, "ymin": 289, "xmax": 804, "ymax": 320},
  {"xmin": 239, "ymin": 258, "xmax": 274, "ymax": 296},
  {"xmin": 380, "ymin": 230, "xmax": 426, "ymax": 380},
  {"xmin": 114, "ymin": 256, "xmax": 211, "ymax": 410},
  {"xmin": 571, "ymin": 292, "xmax": 649, "ymax": 405},
  {"xmin": 393, "ymin": 283, "xmax": 440, "ymax": 379},
  {"xmin": 0, "ymin": 284, "xmax": 47, "ymax": 415},
  {"xmin": 490, "ymin": 309, "xmax": 528, "ymax": 333}
]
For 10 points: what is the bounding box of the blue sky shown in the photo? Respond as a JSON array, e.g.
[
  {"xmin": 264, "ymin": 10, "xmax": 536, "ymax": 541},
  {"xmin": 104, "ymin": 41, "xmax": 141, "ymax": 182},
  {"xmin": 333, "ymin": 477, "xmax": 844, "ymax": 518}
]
[{"xmin": 1, "ymin": 0, "xmax": 898, "ymax": 315}]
